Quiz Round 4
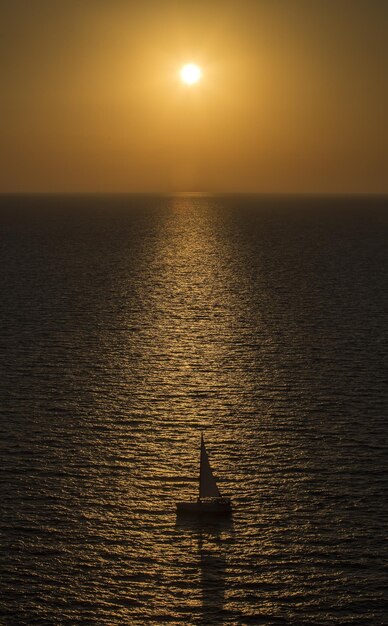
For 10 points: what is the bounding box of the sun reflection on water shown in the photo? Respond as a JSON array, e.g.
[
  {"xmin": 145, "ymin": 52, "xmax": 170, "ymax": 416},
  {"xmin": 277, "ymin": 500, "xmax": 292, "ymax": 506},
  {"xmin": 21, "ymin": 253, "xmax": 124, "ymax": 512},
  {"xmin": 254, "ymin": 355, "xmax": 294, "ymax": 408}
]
[{"xmin": 119, "ymin": 197, "xmax": 255, "ymax": 619}]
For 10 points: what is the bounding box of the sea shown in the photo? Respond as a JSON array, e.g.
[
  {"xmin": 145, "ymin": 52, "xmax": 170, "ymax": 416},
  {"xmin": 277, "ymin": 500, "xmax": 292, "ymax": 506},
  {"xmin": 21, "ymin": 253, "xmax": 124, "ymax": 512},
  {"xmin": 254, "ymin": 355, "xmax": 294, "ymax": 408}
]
[{"xmin": 0, "ymin": 194, "xmax": 387, "ymax": 625}]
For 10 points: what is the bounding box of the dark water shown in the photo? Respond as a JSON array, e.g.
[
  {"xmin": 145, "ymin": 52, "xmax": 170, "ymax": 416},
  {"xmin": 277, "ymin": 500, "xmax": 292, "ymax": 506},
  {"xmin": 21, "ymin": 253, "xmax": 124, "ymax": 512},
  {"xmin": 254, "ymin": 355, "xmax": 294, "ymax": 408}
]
[{"xmin": 1, "ymin": 195, "xmax": 387, "ymax": 625}]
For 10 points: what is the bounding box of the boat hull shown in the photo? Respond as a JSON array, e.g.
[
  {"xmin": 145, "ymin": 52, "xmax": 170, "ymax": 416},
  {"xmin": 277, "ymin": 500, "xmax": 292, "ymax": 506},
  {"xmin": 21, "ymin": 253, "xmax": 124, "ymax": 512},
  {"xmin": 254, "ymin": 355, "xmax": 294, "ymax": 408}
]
[{"xmin": 176, "ymin": 499, "xmax": 232, "ymax": 516}]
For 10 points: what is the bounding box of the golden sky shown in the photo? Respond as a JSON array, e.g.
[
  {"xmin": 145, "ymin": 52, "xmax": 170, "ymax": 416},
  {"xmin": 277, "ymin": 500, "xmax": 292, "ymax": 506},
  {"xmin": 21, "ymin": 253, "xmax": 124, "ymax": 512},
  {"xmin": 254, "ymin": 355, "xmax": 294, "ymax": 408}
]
[{"xmin": 0, "ymin": 0, "xmax": 387, "ymax": 193}]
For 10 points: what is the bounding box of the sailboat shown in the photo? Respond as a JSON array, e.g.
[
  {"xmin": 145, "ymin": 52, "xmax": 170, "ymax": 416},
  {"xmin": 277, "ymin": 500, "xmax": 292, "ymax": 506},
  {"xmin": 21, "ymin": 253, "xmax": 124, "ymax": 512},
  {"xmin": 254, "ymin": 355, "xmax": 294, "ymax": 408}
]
[{"xmin": 176, "ymin": 434, "xmax": 232, "ymax": 516}]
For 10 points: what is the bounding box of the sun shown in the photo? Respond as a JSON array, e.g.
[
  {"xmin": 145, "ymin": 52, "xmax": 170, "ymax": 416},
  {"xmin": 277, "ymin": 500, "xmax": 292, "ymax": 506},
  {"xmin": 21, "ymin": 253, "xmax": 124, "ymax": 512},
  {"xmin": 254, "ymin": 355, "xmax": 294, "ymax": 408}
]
[{"xmin": 180, "ymin": 63, "xmax": 202, "ymax": 85}]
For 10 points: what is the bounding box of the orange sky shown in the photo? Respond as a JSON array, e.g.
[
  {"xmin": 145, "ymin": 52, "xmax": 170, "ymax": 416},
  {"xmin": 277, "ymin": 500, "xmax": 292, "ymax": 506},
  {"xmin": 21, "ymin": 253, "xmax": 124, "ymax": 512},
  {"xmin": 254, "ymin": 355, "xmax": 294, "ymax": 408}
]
[{"xmin": 0, "ymin": 0, "xmax": 387, "ymax": 193}]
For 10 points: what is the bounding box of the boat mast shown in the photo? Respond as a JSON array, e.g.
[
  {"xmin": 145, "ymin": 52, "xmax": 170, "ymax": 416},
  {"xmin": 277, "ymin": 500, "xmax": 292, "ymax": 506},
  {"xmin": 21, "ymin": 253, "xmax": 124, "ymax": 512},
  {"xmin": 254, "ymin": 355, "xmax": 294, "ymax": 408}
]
[{"xmin": 199, "ymin": 433, "xmax": 204, "ymax": 501}]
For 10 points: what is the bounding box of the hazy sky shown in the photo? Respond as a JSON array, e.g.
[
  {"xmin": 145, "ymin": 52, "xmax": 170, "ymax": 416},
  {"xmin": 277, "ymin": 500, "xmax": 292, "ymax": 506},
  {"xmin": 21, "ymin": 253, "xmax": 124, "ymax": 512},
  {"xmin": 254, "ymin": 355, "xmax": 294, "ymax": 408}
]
[{"xmin": 0, "ymin": 0, "xmax": 387, "ymax": 193}]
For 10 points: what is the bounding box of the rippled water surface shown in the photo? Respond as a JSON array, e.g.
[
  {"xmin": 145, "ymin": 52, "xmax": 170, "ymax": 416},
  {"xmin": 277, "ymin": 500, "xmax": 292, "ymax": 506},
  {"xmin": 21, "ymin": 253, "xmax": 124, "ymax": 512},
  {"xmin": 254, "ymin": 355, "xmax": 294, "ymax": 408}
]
[{"xmin": 1, "ymin": 195, "xmax": 387, "ymax": 625}]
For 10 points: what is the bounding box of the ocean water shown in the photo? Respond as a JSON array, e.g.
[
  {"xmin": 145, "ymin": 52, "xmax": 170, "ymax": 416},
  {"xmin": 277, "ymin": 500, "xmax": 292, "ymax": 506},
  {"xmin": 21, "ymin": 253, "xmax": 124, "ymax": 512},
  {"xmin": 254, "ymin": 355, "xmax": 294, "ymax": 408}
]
[{"xmin": 0, "ymin": 195, "xmax": 387, "ymax": 625}]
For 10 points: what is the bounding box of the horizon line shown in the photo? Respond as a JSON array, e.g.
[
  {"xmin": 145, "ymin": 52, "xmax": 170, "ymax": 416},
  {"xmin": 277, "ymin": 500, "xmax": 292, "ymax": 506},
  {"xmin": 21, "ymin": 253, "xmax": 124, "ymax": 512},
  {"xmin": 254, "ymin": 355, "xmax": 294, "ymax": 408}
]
[{"xmin": 0, "ymin": 191, "xmax": 387, "ymax": 198}]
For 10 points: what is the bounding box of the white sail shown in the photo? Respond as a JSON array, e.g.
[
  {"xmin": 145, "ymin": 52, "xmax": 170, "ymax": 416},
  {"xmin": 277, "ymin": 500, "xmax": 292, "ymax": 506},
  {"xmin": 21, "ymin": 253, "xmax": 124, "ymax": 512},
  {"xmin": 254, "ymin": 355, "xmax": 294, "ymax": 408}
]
[{"xmin": 199, "ymin": 434, "xmax": 222, "ymax": 499}]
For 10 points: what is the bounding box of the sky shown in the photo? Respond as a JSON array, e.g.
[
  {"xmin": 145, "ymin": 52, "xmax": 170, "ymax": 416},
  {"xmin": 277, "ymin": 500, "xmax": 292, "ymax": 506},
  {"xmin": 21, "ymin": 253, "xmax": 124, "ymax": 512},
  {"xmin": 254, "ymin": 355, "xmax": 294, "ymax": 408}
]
[{"xmin": 0, "ymin": 0, "xmax": 387, "ymax": 194}]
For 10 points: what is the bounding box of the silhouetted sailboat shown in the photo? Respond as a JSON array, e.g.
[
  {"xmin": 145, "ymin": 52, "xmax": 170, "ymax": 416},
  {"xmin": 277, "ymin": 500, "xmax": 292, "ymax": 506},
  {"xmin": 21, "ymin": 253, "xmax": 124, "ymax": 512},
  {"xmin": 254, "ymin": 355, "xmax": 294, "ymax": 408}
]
[{"xmin": 176, "ymin": 434, "xmax": 232, "ymax": 516}]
